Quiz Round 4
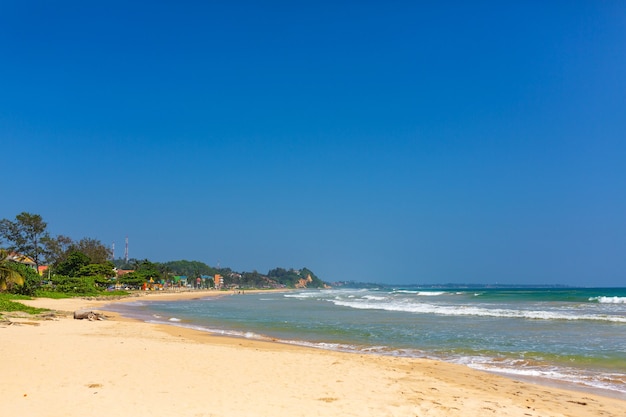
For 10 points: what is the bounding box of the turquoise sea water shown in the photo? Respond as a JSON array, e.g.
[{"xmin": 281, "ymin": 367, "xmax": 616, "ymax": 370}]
[{"xmin": 106, "ymin": 287, "xmax": 626, "ymax": 398}]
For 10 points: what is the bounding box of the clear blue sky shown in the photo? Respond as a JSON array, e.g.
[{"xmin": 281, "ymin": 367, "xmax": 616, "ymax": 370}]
[{"xmin": 2, "ymin": 1, "xmax": 625, "ymax": 286}]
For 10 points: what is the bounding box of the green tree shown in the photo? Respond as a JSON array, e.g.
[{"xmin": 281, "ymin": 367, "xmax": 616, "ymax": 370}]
[
  {"xmin": 267, "ymin": 267, "xmax": 300, "ymax": 287},
  {"xmin": 267, "ymin": 267, "xmax": 326, "ymax": 288},
  {"xmin": 161, "ymin": 260, "xmax": 218, "ymax": 277},
  {"xmin": 117, "ymin": 259, "xmax": 161, "ymax": 288},
  {"xmin": 300, "ymin": 267, "xmax": 326, "ymax": 288},
  {"xmin": 42, "ymin": 234, "xmax": 73, "ymax": 266},
  {"xmin": 113, "ymin": 257, "xmax": 136, "ymax": 270},
  {"xmin": 118, "ymin": 272, "xmax": 145, "ymax": 288},
  {"xmin": 78, "ymin": 262, "xmax": 115, "ymax": 278},
  {"xmin": 241, "ymin": 270, "xmax": 267, "ymax": 287},
  {"xmin": 72, "ymin": 238, "xmax": 112, "ymax": 264},
  {"xmin": 50, "ymin": 275, "xmax": 99, "ymax": 295},
  {"xmin": 0, "ymin": 249, "xmax": 25, "ymax": 291},
  {"xmin": 0, "ymin": 212, "xmax": 50, "ymax": 269},
  {"xmin": 6, "ymin": 261, "xmax": 41, "ymax": 295},
  {"xmin": 134, "ymin": 259, "xmax": 161, "ymax": 279},
  {"xmin": 54, "ymin": 251, "xmax": 90, "ymax": 277}
]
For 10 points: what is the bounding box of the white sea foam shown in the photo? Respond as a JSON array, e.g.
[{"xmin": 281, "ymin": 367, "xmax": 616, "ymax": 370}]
[
  {"xmin": 168, "ymin": 317, "xmax": 181, "ymax": 322},
  {"xmin": 466, "ymin": 361, "xmax": 566, "ymax": 379},
  {"xmin": 590, "ymin": 296, "xmax": 626, "ymax": 304},
  {"xmin": 275, "ymin": 339, "xmax": 360, "ymax": 352},
  {"xmin": 119, "ymin": 288, "xmax": 626, "ymax": 399},
  {"xmin": 284, "ymin": 292, "xmax": 318, "ymax": 299},
  {"xmin": 160, "ymin": 321, "xmax": 265, "ymax": 341},
  {"xmin": 465, "ymin": 360, "xmax": 626, "ymax": 395},
  {"xmin": 393, "ymin": 290, "xmax": 447, "ymax": 296},
  {"xmin": 362, "ymin": 295, "xmax": 386, "ymax": 301},
  {"xmin": 329, "ymin": 299, "xmax": 626, "ymax": 323}
]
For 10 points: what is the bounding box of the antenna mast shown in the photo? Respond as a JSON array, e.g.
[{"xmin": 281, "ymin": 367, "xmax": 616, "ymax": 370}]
[
  {"xmin": 124, "ymin": 236, "xmax": 129, "ymax": 262},
  {"xmin": 111, "ymin": 242, "xmax": 115, "ymax": 260}
]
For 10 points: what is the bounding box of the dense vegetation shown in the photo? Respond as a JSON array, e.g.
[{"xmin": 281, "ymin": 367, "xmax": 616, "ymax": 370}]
[
  {"xmin": 0, "ymin": 212, "xmax": 328, "ymax": 301},
  {"xmin": 112, "ymin": 258, "xmax": 327, "ymax": 290}
]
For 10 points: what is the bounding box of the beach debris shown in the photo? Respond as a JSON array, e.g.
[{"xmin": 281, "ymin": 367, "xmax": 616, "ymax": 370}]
[
  {"xmin": 73, "ymin": 310, "xmax": 106, "ymax": 321},
  {"xmin": 39, "ymin": 311, "xmax": 60, "ymax": 320},
  {"xmin": 0, "ymin": 319, "xmax": 40, "ymax": 326}
]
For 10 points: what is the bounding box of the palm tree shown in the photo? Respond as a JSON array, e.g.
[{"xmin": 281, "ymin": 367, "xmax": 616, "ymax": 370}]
[{"xmin": 0, "ymin": 249, "xmax": 25, "ymax": 291}]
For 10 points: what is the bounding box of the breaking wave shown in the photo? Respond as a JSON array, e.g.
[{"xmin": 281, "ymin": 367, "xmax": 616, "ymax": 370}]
[
  {"xmin": 590, "ymin": 296, "xmax": 626, "ymax": 304},
  {"xmin": 329, "ymin": 299, "xmax": 626, "ymax": 323},
  {"xmin": 393, "ymin": 290, "xmax": 448, "ymax": 296}
]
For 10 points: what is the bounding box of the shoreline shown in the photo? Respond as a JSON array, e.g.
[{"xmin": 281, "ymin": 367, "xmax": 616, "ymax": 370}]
[
  {"xmin": 109, "ymin": 289, "xmax": 626, "ymax": 400},
  {"xmin": 3, "ymin": 291, "xmax": 625, "ymax": 416},
  {"xmin": 105, "ymin": 291, "xmax": 626, "ymax": 401}
]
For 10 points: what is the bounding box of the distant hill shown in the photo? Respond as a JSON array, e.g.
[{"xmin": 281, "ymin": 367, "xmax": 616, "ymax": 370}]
[
  {"xmin": 113, "ymin": 258, "xmax": 329, "ymax": 289},
  {"xmin": 267, "ymin": 267, "xmax": 328, "ymax": 289}
]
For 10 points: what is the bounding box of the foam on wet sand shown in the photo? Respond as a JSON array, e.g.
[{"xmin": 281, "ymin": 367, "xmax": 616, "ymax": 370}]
[{"xmin": 2, "ymin": 291, "xmax": 624, "ymax": 417}]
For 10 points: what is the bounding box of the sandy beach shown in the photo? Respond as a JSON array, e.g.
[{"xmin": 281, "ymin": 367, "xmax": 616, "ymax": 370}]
[{"xmin": 2, "ymin": 291, "xmax": 624, "ymax": 417}]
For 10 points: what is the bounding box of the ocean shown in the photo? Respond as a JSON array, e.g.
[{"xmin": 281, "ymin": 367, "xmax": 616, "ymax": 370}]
[{"xmin": 106, "ymin": 287, "xmax": 626, "ymax": 398}]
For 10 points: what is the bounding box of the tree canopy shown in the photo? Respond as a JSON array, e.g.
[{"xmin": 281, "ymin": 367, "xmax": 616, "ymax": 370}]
[
  {"xmin": 53, "ymin": 251, "xmax": 91, "ymax": 277},
  {"xmin": 1, "ymin": 212, "xmax": 329, "ymax": 295},
  {"xmin": 72, "ymin": 238, "xmax": 112, "ymax": 264},
  {"xmin": 0, "ymin": 212, "xmax": 50, "ymax": 268}
]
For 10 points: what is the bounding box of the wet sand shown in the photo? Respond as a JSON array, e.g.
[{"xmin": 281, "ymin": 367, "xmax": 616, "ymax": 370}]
[{"xmin": 2, "ymin": 291, "xmax": 624, "ymax": 417}]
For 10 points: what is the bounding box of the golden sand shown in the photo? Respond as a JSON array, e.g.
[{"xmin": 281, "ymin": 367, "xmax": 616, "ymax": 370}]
[{"xmin": 2, "ymin": 291, "xmax": 624, "ymax": 417}]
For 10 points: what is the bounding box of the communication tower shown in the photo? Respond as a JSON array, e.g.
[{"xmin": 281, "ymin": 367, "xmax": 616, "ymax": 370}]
[
  {"xmin": 124, "ymin": 236, "xmax": 129, "ymax": 262},
  {"xmin": 111, "ymin": 242, "xmax": 115, "ymax": 260}
]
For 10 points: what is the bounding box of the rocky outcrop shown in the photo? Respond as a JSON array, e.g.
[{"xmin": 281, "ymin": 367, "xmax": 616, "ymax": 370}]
[{"xmin": 295, "ymin": 274, "xmax": 313, "ymax": 289}]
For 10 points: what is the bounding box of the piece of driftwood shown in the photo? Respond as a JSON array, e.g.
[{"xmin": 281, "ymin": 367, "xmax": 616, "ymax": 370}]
[{"xmin": 73, "ymin": 310, "xmax": 106, "ymax": 321}]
